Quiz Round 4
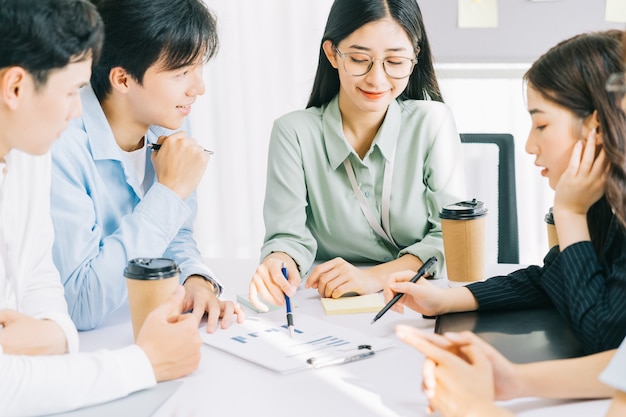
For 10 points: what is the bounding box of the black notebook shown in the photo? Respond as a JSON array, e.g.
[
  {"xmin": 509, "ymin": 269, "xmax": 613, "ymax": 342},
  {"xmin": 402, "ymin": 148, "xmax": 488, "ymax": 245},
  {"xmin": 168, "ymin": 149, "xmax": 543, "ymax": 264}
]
[{"xmin": 435, "ymin": 308, "xmax": 584, "ymax": 363}]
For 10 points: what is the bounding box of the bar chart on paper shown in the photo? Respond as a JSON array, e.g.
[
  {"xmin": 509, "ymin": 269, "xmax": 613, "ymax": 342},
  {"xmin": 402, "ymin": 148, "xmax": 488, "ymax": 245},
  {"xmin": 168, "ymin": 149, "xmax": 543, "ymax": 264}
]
[{"xmin": 200, "ymin": 313, "xmax": 394, "ymax": 374}]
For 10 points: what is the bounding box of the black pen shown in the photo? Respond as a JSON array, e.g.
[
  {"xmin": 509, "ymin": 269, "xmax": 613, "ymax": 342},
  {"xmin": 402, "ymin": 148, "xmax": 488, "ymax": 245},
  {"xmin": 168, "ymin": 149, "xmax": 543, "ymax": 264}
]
[
  {"xmin": 371, "ymin": 256, "xmax": 437, "ymax": 324},
  {"xmin": 147, "ymin": 143, "xmax": 214, "ymax": 154},
  {"xmin": 282, "ymin": 263, "xmax": 295, "ymax": 338}
]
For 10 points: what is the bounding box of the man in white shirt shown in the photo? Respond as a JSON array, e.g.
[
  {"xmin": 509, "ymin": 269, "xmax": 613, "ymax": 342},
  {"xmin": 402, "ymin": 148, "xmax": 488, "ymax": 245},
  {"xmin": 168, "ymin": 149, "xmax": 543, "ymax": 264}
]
[{"xmin": 0, "ymin": 1, "xmax": 202, "ymax": 415}]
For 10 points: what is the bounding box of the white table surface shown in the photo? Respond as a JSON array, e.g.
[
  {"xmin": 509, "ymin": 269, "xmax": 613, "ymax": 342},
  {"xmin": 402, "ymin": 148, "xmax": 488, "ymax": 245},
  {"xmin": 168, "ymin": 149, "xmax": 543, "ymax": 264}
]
[{"xmin": 78, "ymin": 259, "xmax": 611, "ymax": 417}]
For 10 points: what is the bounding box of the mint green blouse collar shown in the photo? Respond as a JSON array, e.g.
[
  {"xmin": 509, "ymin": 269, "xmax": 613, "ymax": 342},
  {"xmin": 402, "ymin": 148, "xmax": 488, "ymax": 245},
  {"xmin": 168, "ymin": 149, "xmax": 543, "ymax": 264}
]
[{"xmin": 322, "ymin": 95, "xmax": 401, "ymax": 170}]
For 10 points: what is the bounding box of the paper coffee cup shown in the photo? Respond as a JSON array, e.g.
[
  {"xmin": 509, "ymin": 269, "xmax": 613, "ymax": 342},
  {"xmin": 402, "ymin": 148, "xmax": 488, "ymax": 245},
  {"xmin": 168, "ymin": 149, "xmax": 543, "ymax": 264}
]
[
  {"xmin": 125, "ymin": 258, "xmax": 180, "ymax": 341},
  {"xmin": 440, "ymin": 199, "xmax": 487, "ymax": 286},
  {"xmin": 544, "ymin": 207, "xmax": 559, "ymax": 249}
]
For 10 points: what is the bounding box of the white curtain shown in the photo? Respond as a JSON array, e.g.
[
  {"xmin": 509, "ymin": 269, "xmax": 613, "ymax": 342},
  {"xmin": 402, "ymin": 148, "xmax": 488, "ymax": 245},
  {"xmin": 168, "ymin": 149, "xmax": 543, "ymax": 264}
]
[
  {"xmin": 192, "ymin": 1, "xmax": 552, "ymax": 266},
  {"xmin": 191, "ymin": 1, "xmax": 334, "ymax": 260}
]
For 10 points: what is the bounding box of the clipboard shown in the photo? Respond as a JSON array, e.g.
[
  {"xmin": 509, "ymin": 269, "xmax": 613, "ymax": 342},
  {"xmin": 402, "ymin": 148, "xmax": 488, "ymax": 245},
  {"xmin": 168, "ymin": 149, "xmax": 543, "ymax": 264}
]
[{"xmin": 200, "ymin": 313, "xmax": 394, "ymax": 374}]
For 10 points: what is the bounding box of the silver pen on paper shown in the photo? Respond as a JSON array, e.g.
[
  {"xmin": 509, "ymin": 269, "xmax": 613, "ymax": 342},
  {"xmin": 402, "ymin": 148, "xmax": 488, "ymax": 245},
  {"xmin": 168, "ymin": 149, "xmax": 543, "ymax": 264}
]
[{"xmin": 306, "ymin": 345, "xmax": 375, "ymax": 368}]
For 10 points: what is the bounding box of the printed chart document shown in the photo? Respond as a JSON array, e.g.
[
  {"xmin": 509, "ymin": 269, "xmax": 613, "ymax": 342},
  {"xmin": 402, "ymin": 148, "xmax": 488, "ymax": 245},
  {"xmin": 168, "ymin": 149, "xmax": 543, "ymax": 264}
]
[{"xmin": 200, "ymin": 313, "xmax": 394, "ymax": 374}]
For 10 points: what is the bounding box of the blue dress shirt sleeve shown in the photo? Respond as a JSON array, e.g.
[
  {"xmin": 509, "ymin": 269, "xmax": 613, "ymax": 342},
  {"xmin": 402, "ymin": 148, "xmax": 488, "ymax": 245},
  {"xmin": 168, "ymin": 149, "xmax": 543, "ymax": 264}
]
[{"xmin": 50, "ymin": 123, "xmax": 217, "ymax": 330}]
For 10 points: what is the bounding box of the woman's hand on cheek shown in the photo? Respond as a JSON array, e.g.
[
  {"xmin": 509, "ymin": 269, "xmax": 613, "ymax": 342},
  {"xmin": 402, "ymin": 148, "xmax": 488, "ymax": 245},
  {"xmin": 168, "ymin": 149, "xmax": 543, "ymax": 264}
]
[
  {"xmin": 554, "ymin": 131, "xmax": 607, "ymax": 216},
  {"xmin": 553, "ymin": 131, "xmax": 608, "ymax": 249}
]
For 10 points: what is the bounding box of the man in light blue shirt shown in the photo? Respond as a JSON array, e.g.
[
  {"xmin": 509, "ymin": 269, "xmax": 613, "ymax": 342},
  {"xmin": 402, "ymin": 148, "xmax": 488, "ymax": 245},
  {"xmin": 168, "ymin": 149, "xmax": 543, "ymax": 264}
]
[{"xmin": 50, "ymin": 0, "xmax": 243, "ymax": 331}]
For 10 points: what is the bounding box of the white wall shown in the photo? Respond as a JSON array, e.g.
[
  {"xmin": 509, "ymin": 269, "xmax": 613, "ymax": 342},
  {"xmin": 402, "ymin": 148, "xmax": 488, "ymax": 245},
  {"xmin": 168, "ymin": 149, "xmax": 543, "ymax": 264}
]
[{"xmin": 419, "ymin": 0, "xmax": 621, "ymax": 63}]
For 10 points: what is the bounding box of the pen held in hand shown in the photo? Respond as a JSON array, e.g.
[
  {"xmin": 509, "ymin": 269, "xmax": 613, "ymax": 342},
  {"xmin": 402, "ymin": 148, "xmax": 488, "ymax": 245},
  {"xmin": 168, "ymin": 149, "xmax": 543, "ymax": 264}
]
[
  {"xmin": 147, "ymin": 143, "xmax": 214, "ymax": 154},
  {"xmin": 371, "ymin": 256, "xmax": 437, "ymax": 324},
  {"xmin": 282, "ymin": 263, "xmax": 295, "ymax": 338}
]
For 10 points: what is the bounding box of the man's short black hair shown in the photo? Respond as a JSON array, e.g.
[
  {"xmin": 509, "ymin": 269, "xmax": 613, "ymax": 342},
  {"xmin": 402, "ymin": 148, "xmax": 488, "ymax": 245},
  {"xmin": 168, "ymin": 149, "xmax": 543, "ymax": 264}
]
[
  {"xmin": 0, "ymin": 0, "xmax": 104, "ymax": 89},
  {"xmin": 90, "ymin": 0, "xmax": 218, "ymax": 101}
]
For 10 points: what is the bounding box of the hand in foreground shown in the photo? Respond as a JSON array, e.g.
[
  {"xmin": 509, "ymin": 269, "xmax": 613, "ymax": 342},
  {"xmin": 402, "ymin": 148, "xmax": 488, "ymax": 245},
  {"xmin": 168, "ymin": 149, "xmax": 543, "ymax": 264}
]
[
  {"xmin": 137, "ymin": 286, "xmax": 202, "ymax": 382},
  {"xmin": 305, "ymin": 257, "xmax": 383, "ymax": 298},
  {"xmin": 395, "ymin": 325, "xmax": 514, "ymax": 417},
  {"xmin": 151, "ymin": 131, "xmax": 210, "ymax": 200},
  {"xmin": 437, "ymin": 331, "xmax": 522, "ymax": 401},
  {"xmin": 249, "ymin": 252, "xmax": 301, "ymax": 312},
  {"xmin": 183, "ymin": 275, "xmax": 245, "ymax": 333},
  {"xmin": 0, "ymin": 309, "xmax": 67, "ymax": 355},
  {"xmin": 382, "ymin": 270, "xmax": 446, "ymax": 317},
  {"xmin": 396, "ymin": 326, "xmax": 522, "ymax": 400}
]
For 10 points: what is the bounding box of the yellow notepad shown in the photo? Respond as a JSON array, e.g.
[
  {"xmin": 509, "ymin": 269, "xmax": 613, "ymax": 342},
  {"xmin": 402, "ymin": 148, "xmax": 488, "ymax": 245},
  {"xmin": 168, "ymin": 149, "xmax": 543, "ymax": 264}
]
[{"xmin": 320, "ymin": 293, "xmax": 385, "ymax": 315}]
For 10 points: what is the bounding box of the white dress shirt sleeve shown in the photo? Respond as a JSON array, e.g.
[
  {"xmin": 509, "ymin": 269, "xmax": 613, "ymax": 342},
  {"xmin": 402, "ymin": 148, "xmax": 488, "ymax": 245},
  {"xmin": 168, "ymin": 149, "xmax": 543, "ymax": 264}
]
[
  {"xmin": 0, "ymin": 344, "xmax": 156, "ymax": 417},
  {"xmin": 2, "ymin": 151, "xmax": 79, "ymax": 352}
]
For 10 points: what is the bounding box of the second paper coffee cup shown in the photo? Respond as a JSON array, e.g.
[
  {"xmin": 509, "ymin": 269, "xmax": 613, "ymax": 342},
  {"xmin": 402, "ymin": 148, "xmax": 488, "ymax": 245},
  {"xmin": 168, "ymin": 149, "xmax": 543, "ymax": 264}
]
[
  {"xmin": 125, "ymin": 257, "xmax": 180, "ymax": 341},
  {"xmin": 544, "ymin": 207, "xmax": 559, "ymax": 249},
  {"xmin": 440, "ymin": 199, "xmax": 487, "ymax": 286}
]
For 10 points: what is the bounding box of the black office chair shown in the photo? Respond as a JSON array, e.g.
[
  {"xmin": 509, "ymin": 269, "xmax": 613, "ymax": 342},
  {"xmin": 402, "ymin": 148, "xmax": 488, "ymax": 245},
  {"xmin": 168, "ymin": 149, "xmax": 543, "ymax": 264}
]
[{"xmin": 460, "ymin": 133, "xmax": 519, "ymax": 264}]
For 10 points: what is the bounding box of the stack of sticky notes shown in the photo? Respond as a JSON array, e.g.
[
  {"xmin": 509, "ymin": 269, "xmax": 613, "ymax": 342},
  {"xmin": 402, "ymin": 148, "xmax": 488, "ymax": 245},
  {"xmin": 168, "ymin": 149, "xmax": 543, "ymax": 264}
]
[{"xmin": 320, "ymin": 293, "xmax": 385, "ymax": 315}]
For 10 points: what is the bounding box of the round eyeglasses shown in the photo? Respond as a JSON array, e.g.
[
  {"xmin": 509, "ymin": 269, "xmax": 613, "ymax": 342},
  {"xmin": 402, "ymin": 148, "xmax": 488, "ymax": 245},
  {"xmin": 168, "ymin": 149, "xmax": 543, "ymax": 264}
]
[{"xmin": 334, "ymin": 47, "xmax": 417, "ymax": 79}]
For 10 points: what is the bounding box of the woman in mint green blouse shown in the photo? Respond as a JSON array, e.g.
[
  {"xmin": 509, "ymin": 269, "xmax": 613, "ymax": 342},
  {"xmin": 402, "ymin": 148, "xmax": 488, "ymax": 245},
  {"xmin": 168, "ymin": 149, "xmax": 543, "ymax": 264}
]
[{"xmin": 248, "ymin": 0, "xmax": 465, "ymax": 311}]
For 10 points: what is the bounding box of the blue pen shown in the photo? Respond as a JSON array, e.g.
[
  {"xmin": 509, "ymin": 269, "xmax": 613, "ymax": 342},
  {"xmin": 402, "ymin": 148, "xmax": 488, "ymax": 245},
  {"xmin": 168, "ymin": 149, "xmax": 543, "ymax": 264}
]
[{"xmin": 281, "ymin": 263, "xmax": 295, "ymax": 338}]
